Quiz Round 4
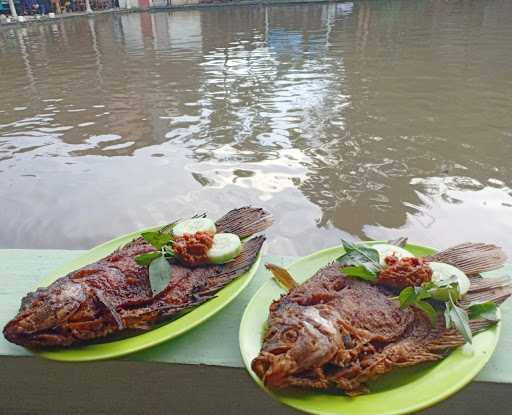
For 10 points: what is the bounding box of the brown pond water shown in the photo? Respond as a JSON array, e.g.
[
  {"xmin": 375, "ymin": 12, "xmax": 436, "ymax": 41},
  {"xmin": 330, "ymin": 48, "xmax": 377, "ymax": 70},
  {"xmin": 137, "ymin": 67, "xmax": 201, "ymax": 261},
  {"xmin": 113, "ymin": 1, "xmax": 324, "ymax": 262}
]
[{"xmin": 1, "ymin": 1, "xmax": 511, "ymax": 257}]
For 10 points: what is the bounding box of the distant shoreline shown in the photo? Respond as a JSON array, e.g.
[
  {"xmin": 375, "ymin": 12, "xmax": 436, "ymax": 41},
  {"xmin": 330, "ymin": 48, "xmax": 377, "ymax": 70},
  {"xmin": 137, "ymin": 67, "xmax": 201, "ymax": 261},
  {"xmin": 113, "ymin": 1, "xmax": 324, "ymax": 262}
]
[{"xmin": 0, "ymin": 0, "xmax": 342, "ymax": 28}]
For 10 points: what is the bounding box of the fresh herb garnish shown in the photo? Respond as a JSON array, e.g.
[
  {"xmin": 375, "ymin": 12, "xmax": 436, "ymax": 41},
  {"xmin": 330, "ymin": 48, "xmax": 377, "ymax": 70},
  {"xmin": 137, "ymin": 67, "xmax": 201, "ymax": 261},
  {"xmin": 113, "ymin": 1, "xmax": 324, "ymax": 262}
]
[
  {"xmin": 399, "ymin": 286, "xmax": 417, "ymax": 308},
  {"xmin": 468, "ymin": 301, "xmax": 499, "ymax": 322},
  {"xmin": 397, "ymin": 284, "xmax": 437, "ymax": 325},
  {"xmin": 445, "ymin": 293, "xmax": 472, "ymax": 344},
  {"xmin": 337, "ymin": 239, "xmax": 382, "ymax": 282},
  {"xmin": 340, "ymin": 265, "xmax": 377, "ymax": 282},
  {"xmin": 414, "ymin": 301, "xmax": 437, "ymax": 326},
  {"xmin": 141, "ymin": 231, "xmax": 172, "ymax": 250},
  {"xmin": 134, "ymin": 222, "xmax": 180, "ymax": 296},
  {"xmin": 397, "ymin": 278, "xmax": 481, "ymax": 343},
  {"xmin": 430, "ymin": 285, "xmax": 460, "ymax": 302},
  {"xmin": 135, "ymin": 251, "xmax": 164, "ymax": 266},
  {"xmin": 148, "ymin": 255, "xmax": 172, "ymax": 296}
]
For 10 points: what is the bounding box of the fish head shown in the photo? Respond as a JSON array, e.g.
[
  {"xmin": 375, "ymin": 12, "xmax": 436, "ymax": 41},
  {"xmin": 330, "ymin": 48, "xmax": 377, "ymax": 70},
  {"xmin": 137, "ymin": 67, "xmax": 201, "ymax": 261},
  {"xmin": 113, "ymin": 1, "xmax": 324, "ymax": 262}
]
[
  {"xmin": 3, "ymin": 279, "xmax": 88, "ymax": 348},
  {"xmin": 252, "ymin": 304, "xmax": 343, "ymax": 388}
]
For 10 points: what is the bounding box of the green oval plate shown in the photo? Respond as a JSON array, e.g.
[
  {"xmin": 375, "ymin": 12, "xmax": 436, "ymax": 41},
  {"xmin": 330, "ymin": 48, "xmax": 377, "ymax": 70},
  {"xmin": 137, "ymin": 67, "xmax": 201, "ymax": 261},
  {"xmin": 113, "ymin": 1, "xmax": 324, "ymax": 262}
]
[
  {"xmin": 35, "ymin": 226, "xmax": 262, "ymax": 362},
  {"xmin": 239, "ymin": 243, "xmax": 501, "ymax": 415}
]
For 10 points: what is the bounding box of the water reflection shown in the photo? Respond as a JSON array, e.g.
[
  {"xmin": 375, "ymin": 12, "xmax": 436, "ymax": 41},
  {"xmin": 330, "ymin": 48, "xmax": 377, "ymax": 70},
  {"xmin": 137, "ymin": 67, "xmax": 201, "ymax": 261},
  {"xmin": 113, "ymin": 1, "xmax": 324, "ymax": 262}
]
[{"xmin": 0, "ymin": 1, "xmax": 511, "ymax": 256}]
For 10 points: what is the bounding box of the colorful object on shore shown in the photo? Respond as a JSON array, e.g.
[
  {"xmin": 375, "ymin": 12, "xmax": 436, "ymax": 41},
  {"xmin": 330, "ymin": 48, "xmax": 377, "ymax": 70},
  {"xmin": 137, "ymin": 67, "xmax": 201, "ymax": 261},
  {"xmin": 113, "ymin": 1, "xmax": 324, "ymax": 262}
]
[
  {"xmin": 3, "ymin": 207, "xmax": 272, "ymax": 354},
  {"xmin": 240, "ymin": 241, "xmax": 511, "ymax": 415}
]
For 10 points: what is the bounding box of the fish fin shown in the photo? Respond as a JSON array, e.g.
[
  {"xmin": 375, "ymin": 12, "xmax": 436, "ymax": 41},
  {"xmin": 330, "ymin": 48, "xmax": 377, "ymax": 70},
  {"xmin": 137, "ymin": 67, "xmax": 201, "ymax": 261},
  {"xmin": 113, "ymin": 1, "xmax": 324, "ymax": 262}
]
[
  {"xmin": 215, "ymin": 207, "xmax": 273, "ymax": 238},
  {"xmin": 387, "ymin": 237, "xmax": 408, "ymax": 248},
  {"xmin": 426, "ymin": 319, "xmax": 500, "ymax": 350},
  {"xmin": 425, "ymin": 332, "xmax": 465, "ymax": 351},
  {"xmin": 460, "ymin": 286, "xmax": 512, "ymax": 308},
  {"xmin": 94, "ymin": 289, "xmax": 125, "ymax": 330},
  {"xmin": 469, "ymin": 319, "xmax": 498, "ymax": 335},
  {"xmin": 426, "ymin": 243, "xmax": 507, "ymax": 276},
  {"xmin": 197, "ymin": 236, "xmax": 266, "ymax": 296},
  {"xmin": 469, "ymin": 275, "xmax": 512, "ymax": 293},
  {"xmin": 265, "ymin": 264, "xmax": 298, "ymax": 291}
]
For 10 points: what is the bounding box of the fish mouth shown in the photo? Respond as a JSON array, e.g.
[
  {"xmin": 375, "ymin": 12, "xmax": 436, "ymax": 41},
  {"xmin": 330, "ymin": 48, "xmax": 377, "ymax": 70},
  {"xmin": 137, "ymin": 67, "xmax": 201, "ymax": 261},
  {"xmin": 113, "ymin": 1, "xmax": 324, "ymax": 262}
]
[
  {"xmin": 2, "ymin": 320, "xmax": 37, "ymax": 348},
  {"xmin": 251, "ymin": 351, "xmax": 298, "ymax": 388},
  {"xmin": 3, "ymin": 320, "xmax": 63, "ymax": 348}
]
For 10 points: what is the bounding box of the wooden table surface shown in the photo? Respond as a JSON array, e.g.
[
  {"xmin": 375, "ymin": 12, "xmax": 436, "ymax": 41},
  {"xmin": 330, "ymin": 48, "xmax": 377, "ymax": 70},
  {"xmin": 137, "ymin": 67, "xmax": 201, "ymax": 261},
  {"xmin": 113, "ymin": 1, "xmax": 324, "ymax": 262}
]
[{"xmin": 1, "ymin": 249, "xmax": 511, "ymax": 414}]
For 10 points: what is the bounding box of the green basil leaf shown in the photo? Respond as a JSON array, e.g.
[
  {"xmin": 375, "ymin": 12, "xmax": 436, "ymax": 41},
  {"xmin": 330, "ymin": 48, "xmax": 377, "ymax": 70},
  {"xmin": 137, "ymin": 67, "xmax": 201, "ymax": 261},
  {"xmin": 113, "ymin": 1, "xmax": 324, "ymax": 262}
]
[
  {"xmin": 134, "ymin": 251, "xmax": 162, "ymax": 266},
  {"xmin": 430, "ymin": 285, "xmax": 460, "ymax": 302},
  {"xmin": 468, "ymin": 301, "xmax": 499, "ymax": 322},
  {"xmin": 448, "ymin": 295, "xmax": 472, "ymax": 344},
  {"xmin": 415, "ymin": 300, "xmax": 437, "ymax": 326},
  {"xmin": 341, "ymin": 266, "xmax": 378, "ymax": 282},
  {"xmin": 399, "ymin": 287, "xmax": 417, "ymax": 309},
  {"xmin": 415, "ymin": 285, "xmax": 433, "ymax": 301},
  {"xmin": 421, "ymin": 282, "xmax": 437, "ymax": 291},
  {"xmin": 141, "ymin": 231, "xmax": 172, "ymax": 250},
  {"xmin": 337, "ymin": 239, "xmax": 382, "ymax": 275},
  {"xmin": 148, "ymin": 255, "xmax": 172, "ymax": 296}
]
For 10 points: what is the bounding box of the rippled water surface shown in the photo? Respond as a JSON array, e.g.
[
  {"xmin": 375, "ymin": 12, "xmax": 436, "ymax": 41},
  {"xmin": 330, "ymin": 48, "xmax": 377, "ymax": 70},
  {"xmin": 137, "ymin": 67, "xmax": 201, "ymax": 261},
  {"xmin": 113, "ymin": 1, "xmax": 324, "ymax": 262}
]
[{"xmin": 1, "ymin": 1, "xmax": 511, "ymax": 256}]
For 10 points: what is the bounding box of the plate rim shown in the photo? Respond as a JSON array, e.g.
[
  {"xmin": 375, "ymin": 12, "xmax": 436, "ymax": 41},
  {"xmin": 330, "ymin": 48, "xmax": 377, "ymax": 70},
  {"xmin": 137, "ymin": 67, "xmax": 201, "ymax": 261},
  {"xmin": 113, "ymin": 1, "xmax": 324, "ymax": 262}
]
[
  {"xmin": 239, "ymin": 241, "xmax": 502, "ymax": 415},
  {"xmin": 33, "ymin": 225, "xmax": 262, "ymax": 362}
]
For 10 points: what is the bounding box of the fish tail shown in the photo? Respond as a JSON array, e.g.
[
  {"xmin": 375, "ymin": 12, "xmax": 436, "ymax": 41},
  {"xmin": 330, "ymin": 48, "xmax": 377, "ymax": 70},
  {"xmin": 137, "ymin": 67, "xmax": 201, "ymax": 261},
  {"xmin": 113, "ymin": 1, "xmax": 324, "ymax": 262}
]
[
  {"xmin": 468, "ymin": 275, "xmax": 512, "ymax": 293},
  {"xmin": 469, "ymin": 319, "xmax": 497, "ymax": 335},
  {"xmin": 426, "ymin": 243, "xmax": 507, "ymax": 276},
  {"xmin": 215, "ymin": 207, "xmax": 273, "ymax": 238},
  {"xmin": 460, "ymin": 285, "xmax": 512, "ymax": 308},
  {"xmin": 197, "ymin": 236, "xmax": 266, "ymax": 296}
]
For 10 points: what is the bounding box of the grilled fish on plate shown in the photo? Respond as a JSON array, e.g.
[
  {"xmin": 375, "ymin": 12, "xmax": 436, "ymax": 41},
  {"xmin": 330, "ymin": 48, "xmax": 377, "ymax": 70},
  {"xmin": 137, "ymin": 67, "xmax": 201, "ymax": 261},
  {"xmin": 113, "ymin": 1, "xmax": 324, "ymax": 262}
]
[
  {"xmin": 4, "ymin": 207, "xmax": 272, "ymax": 350},
  {"xmin": 241, "ymin": 239, "xmax": 511, "ymax": 414}
]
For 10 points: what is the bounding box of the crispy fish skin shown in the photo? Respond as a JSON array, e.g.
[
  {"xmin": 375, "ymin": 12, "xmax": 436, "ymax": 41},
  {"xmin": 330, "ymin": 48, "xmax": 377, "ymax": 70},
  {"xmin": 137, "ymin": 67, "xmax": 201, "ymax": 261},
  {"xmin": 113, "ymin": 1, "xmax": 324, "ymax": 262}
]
[
  {"xmin": 4, "ymin": 208, "xmax": 271, "ymax": 349},
  {"xmin": 253, "ymin": 264, "xmax": 416, "ymax": 393},
  {"xmin": 253, "ymin": 244, "xmax": 512, "ymax": 395}
]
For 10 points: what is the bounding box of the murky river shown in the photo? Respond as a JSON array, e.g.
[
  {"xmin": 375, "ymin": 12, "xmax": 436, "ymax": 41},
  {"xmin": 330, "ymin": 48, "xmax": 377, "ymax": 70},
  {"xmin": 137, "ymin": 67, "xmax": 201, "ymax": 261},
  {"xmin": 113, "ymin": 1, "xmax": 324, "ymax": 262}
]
[{"xmin": 1, "ymin": 1, "xmax": 511, "ymax": 257}]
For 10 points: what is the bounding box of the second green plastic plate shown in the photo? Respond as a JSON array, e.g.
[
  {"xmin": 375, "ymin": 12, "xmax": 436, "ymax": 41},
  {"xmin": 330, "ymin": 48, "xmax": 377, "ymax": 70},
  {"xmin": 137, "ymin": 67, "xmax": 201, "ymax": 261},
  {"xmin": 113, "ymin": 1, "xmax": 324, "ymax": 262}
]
[{"xmin": 239, "ymin": 243, "xmax": 501, "ymax": 415}]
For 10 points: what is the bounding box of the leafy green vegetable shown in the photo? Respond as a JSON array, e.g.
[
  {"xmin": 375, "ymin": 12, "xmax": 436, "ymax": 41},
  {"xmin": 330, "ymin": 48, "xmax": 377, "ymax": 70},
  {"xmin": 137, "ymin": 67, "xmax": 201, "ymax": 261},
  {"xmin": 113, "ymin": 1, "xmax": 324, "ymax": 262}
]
[
  {"xmin": 135, "ymin": 251, "xmax": 162, "ymax": 266},
  {"xmin": 430, "ymin": 285, "xmax": 460, "ymax": 302},
  {"xmin": 397, "ymin": 284, "xmax": 438, "ymax": 325},
  {"xmin": 414, "ymin": 284, "xmax": 433, "ymax": 301},
  {"xmin": 447, "ymin": 294, "xmax": 472, "ymax": 344},
  {"xmin": 468, "ymin": 301, "xmax": 499, "ymax": 322},
  {"xmin": 337, "ymin": 239, "xmax": 382, "ymax": 281},
  {"xmin": 414, "ymin": 301, "xmax": 437, "ymax": 326},
  {"xmin": 341, "ymin": 266, "xmax": 378, "ymax": 282},
  {"xmin": 148, "ymin": 255, "xmax": 172, "ymax": 296},
  {"xmin": 399, "ymin": 287, "xmax": 417, "ymax": 309},
  {"xmin": 136, "ymin": 224, "xmax": 179, "ymax": 270},
  {"xmin": 141, "ymin": 231, "xmax": 172, "ymax": 250}
]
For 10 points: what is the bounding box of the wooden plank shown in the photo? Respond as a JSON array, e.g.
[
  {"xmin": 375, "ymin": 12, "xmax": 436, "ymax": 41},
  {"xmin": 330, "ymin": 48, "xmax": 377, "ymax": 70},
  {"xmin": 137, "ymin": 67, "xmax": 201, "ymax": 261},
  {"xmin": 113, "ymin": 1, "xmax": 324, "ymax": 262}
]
[{"xmin": 0, "ymin": 356, "xmax": 511, "ymax": 415}]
